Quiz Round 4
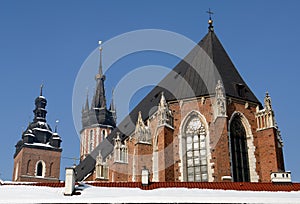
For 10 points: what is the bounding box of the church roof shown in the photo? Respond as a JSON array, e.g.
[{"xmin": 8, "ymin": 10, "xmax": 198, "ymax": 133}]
[
  {"xmin": 75, "ymin": 23, "xmax": 262, "ymax": 180},
  {"xmin": 110, "ymin": 26, "xmax": 261, "ymax": 140}
]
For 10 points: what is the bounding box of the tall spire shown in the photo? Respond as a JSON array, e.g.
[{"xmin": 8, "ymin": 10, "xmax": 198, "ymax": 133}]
[
  {"xmin": 98, "ymin": 40, "xmax": 103, "ymax": 77},
  {"xmin": 93, "ymin": 40, "xmax": 107, "ymax": 109}
]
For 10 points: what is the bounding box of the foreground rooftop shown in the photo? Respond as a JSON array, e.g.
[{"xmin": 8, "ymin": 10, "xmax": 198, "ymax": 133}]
[{"xmin": 1, "ymin": 181, "xmax": 300, "ymax": 203}]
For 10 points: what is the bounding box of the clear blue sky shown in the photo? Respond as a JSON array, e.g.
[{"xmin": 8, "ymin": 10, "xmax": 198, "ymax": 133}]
[{"xmin": 0, "ymin": 1, "xmax": 299, "ymax": 182}]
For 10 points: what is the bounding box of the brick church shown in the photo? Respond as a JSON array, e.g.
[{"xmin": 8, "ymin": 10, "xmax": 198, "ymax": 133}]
[
  {"xmin": 77, "ymin": 18, "xmax": 285, "ymax": 183},
  {"xmin": 13, "ymin": 87, "xmax": 62, "ymax": 182}
]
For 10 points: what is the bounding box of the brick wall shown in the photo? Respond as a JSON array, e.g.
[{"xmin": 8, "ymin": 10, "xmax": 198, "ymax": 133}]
[{"xmin": 13, "ymin": 147, "xmax": 61, "ymax": 183}]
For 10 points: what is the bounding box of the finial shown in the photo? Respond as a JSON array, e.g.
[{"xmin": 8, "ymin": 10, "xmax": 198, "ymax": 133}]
[
  {"xmin": 40, "ymin": 83, "xmax": 44, "ymax": 96},
  {"xmin": 206, "ymin": 8, "xmax": 214, "ymax": 32},
  {"xmin": 55, "ymin": 120, "xmax": 59, "ymax": 132},
  {"xmin": 98, "ymin": 40, "xmax": 103, "ymax": 77}
]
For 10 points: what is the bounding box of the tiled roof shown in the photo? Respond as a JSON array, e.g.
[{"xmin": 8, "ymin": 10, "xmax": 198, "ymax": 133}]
[{"xmin": 3, "ymin": 182, "xmax": 300, "ymax": 192}]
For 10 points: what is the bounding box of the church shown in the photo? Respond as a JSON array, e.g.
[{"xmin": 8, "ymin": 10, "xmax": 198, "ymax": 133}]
[{"xmin": 76, "ymin": 17, "xmax": 286, "ymax": 183}]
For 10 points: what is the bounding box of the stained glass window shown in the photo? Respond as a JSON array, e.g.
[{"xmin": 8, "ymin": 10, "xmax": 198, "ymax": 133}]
[
  {"xmin": 184, "ymin": 116, "xmax": 208, "ymax": 182},
  {"xmin": 230, "ymin": 116, "xmax": 250, "ymax": 182}
]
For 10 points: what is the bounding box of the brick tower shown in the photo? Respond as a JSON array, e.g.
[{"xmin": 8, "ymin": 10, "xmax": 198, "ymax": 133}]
[
  {"xmin": 13, "ymin": 86, "xmax": 62, "ymax": 182},
  {"xmin": 80, "ymin": 41, "xmax": 116, "ymax": 163}
]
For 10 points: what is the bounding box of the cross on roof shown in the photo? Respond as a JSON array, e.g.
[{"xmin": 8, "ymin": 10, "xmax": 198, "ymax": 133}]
[{"xmin": 207, "ymin": 8, "xmax": 214, "ymax": 20}]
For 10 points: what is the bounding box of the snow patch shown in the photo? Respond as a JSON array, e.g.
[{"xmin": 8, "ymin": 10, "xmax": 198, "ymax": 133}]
[{"xmin": 0, "ymin": 185, "xmax": 299, "ymax": 203}]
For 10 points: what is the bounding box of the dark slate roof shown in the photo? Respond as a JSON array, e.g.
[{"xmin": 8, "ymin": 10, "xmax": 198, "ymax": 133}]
[
  {"xmin": 110, "ymin": 29, "xmax": 261, "ymax": 140},
  {"xmin": 75, "ymin": 29, "xmax": 261, "ymax": 181}
]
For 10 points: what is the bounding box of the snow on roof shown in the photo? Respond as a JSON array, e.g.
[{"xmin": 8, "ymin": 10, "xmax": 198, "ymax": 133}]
[
  {"xmin": 24, "ymin": 142, "xmax": 54, "ymax": 148},
  {"xmin": 33, "ymin": 127, "xmax": 52, "ymax": 133},
  {"xmin": 0, "ymin": 183, "xmax": 300, "ymax": 203},
  {"xmin": 38, "ymin": 95, "xmax": 46, "ymax": 99}
]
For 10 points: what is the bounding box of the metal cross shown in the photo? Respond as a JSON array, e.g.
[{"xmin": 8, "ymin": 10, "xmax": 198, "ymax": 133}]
[{"xmin": 207, "ymin": 8, "xmax": 214, "ymax": 20}]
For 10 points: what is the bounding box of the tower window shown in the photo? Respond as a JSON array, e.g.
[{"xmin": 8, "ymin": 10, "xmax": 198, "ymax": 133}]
[
  {"xmin": 184, "ymin": 116, "xmax": 208, "ymax": 182},
  {"xmin": 230, "ymin": 116, "xmax": 250, "ymax": 182},
  {"xmin": 36, "ymin": 161, "xmax": 45, "ymax": 177},
  {"xmin": 102, "ymin": 130, "xmax": 106, "ymax": 141},
  {"xmin": 89, "ymin": 130, "xmax": 94, "ymax": 153},
  {"xmin": 26, "ymin": 160, "xmax": 31, "ymax": 174}
]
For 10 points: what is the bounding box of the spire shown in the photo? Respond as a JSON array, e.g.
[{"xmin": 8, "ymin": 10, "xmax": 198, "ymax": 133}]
[
  {"xmin": 40, "ymin": 83, "xmax": 43, "ymax": 96},
  {"xmin": 97, "ymin": 40, "xmax": 103, "ymax": 78},
  {"xmin": 110, "ymin": 88, "xmax": 117, "ymax": 123},
  {"xmin": 207, "ymin": 8, "xmax": 214, "ymax": 32},
  {"xmin": 55, "ymin": 120, "xmax": 59, "ymax": 133},
  {"xmin": 93, "ymin": 40, "xmax": 107, "ymax": 109},
  {"xmin": 85, "ymin": 89, "xmax": 89, "ymax": 111},
  {"xmin": 110, "ymin": 88, "xmax": 116, "ymax": 111}
]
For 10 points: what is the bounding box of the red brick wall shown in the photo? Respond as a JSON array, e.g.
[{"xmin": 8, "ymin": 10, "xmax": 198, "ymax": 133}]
[
  {"xmin": 93, "ymin": 97, "xmax": 285, "ymax": 183},
  {"xmin": 156, "ymin": 125, "xmax": 174, "ymax": 181},
  {"xmin": 256, "ymin": 127, "xmax": 284, "ymax": 182},
  {"xmin": 13, "ymin": 147, "xmax": 61, "ymax": 183}
]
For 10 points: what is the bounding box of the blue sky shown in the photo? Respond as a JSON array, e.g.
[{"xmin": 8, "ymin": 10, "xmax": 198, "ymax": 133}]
[{"xmin": 0, "ymin": 1, "xmax": 299, "ymax": 182}]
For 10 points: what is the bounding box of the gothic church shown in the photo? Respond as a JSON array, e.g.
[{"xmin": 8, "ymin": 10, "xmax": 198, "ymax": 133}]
[{"xmin": 77, "ymin": 18, "xmax": 285, "ymax": 183}]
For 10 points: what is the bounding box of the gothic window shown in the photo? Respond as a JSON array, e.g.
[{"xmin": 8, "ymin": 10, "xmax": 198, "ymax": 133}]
[
  {"xmin": 184, "ymin": 116, "xmax": 208, "ymax": 182},
  {"xmin": 120, "ymin": 145, "xmax": 128, "ymax": 163},
  {"xmin": 96, "ymin": 163, "xmax": 109, "ymax": 179},
  {"xmin": 230, "ymin": 116, "xmax": 250, "ymax": 182},
  {"xmin": 36, "ymin": 161, "xmax": 45, "ymax": 177},
  {"xmin": 89, "ymin": 130, "xmax": 94, "ymax": 153}
]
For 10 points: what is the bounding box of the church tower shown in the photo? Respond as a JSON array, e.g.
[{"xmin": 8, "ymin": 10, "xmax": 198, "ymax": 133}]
[
  {"xmin": 80, "ymin": 41, "xmax": 116, "ymax": 161},
  {"xmin": 13, "ymin": 86, "xmax": 62, "ymax": 182}
]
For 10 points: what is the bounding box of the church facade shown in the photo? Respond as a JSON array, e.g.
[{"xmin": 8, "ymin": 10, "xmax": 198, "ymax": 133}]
[
  {"xmin": 78, "ymin": 19, "xmax": 285, "ymax": 183},
  {"xmin": 13, "ymin": 88, "xmax": 62, "ymax": 182}
]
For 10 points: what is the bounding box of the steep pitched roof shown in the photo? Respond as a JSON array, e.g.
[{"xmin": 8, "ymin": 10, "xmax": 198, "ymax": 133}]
[
  {"xmin": 75, "ymin": 27, "xmax": 261, "ymax": 181},
  {"xmin": 111, "ymin": 29, "xmax": 260, "ymax": 139}
]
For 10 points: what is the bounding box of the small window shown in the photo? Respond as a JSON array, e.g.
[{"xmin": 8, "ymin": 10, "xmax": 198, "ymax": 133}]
[
  {"xmin": 26, "ymin": 160, "xmax": 31, "ymax": 174},
  {"xmin": 236, "ymin": 84, "xmax": 245, "ymax": 98},
  {"xmin": 89, "ymin": 130, "xmax": 94, "ymax": 153},
  {"xmin": 102, "ymin": 130, "xmax": 106, "ymax": 139},
  {"xmin": 36, "ymin": 161, "xmax": 45, "ymax": 177}
]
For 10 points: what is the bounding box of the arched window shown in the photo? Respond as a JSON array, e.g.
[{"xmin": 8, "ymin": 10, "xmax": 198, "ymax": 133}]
[
  {"xmin": 89, "ymin": 130, "xmax": 94, "ymax": 153},
  {"xmin": 26, "ymin": 160, "xmax": 31, "ymax": 174},
  {"xmin": 184, "ymin": 116, "xmax": 208, "ymax": 182},
  {"xmin": 36, "ymin": 161, "xmax": 45, "ymax": 177},
  {"xmin": 102, "ymin": 130, "xmax": 106, "ymax": 141},
  {"xmin": 230, "ymin": 116, "xmax": 250, "ymax": 182}
]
